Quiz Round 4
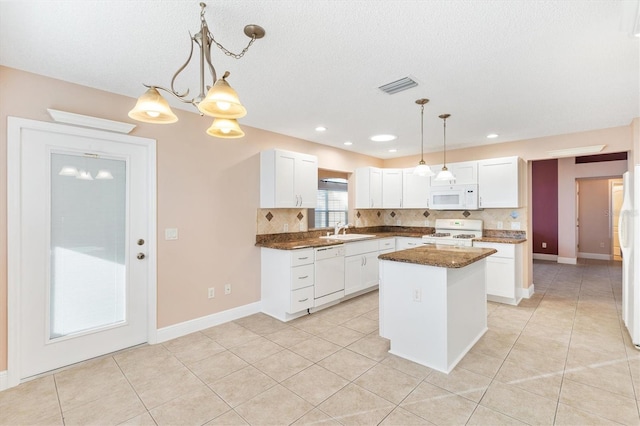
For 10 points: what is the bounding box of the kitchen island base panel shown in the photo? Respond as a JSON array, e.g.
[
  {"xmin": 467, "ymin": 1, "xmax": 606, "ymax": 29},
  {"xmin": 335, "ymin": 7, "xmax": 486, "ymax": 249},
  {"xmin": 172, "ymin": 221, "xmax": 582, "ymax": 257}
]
[{"xmin": 379, "ymin": 259, "xmax": 488, "ymax": 374}]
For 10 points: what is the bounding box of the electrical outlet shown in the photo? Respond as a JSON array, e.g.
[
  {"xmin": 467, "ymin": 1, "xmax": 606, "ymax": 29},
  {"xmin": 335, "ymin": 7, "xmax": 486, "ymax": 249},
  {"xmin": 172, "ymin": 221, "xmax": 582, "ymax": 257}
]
[
  {"xmin": 511, "ymin": 222, "xmax": 521, "ymax": 230},
  {"xmin": 283, "ymin": 224, "xmax": 289, "ymax": 232},
  {"xmin": 600, "ymin": 242, "xmax": 605, "ymax": 248},
  {"xmin": 299, "ymin": 222, "xmax": 304, "ymax": 231},
  {"xmin": 497, "ymin": 221, "xmax": 503, "ymax": 229},
  {"xmin": 396, "ymin": 220, "xmax": 401, "ymax": 226},
  {"xmin": 224, "ymin": 284, "xmax": 231, "ymax": 295},
  {"xmin": 542, "ymin": 242, "xmax": 547, "ymax": 248},
  {"xmin": 165, "ymin": 228, "xmax": 178, "ymax": 240},
  {"xmin": 413, "ymin": 288, "xmax": 421, "ymax": 302},
  {"xmin": 208, "ymin": 287, "xmax": 215, "ymax": 299}
]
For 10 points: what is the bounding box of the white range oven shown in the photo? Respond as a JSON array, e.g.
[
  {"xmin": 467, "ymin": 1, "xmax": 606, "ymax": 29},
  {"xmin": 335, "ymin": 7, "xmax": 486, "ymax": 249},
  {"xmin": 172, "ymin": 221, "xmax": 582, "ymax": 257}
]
[
  {"xmin": 422, "ymin": 219, "xmax": 483, "ymax": 247},
  {"xmin": 429, "ymin": 184, "xmax": 479, "ymax": 210}
]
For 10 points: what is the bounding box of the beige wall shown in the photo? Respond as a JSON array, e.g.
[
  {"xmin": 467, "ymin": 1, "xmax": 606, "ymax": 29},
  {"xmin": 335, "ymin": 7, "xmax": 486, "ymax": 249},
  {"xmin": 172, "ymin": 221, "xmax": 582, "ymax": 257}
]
[{"xmin": 0, "ymin": 66, "xmax": 381, "ymax": 371}]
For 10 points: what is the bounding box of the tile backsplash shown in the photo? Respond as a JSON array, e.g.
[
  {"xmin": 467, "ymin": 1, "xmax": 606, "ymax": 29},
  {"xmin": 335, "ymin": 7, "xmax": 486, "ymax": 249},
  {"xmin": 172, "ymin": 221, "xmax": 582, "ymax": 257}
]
[{"xmin": 257, "ymin": 207, "xmax": 528, "ymax": 234}]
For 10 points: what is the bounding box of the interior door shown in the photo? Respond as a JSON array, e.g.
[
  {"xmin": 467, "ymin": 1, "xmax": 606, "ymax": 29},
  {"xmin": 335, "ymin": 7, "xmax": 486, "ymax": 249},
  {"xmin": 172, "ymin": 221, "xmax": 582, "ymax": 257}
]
[
  {"xmin": 611, "ymin": 179, "xmax": 623, "ymax": 261},
  {"xmin": 8, "ymin": 117, "xmax": 155, "ymax": 382}
]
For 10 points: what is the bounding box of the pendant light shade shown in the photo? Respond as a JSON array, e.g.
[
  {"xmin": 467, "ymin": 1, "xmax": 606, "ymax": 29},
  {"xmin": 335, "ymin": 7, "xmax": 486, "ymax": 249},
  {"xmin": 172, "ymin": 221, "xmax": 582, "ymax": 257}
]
[
  {"xmin": 413, "ymin": 98, "xmax": 435, "ymax": 177},
  {"xmin": 198, "ymin": 73, "xmax": 247, "ymax": 119},
  {"xmin": 435, "ymin": 113, "xmax": 455, "ymax": 181},
  {"xmin": 206, "ymin": 118, "xmax": 245, "ymax": 138},
  {"xmin": 128, "ymin": 87, "xmax": 178, "ymax": 124}
]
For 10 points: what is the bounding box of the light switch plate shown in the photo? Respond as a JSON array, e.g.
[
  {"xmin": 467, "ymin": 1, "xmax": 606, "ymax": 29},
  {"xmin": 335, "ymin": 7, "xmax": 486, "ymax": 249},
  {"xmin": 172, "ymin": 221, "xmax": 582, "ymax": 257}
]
[
  {"xmin": 511, "ymin": 222, "xmax": 521, "ymax": 230},
  {"xmin": 165, "ymin": 228, "xmax": 178, "ymax": 240}
]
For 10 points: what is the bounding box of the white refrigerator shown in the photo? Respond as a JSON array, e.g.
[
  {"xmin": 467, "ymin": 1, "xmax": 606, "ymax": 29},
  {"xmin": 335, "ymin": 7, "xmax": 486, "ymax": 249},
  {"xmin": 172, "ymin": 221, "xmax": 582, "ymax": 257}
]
[{"xmin": 619, "ymin": 166, "xmax": 640, "ymax": 348}]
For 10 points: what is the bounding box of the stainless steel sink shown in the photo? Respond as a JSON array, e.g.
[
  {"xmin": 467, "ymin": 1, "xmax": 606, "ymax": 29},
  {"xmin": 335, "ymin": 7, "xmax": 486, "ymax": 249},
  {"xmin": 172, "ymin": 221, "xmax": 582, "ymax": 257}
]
[{"xmin": 319, "ymin": 234, "xmax": 376, "ymax": 241}]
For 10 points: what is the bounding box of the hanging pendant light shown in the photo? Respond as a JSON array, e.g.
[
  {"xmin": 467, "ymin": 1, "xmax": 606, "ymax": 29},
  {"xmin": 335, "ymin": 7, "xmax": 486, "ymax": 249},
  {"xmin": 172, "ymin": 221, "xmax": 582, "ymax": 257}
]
[
  {"xmin": 413, "ymin": 98, "xmax": 435, "ymax": 177},
  {"xmin": 435, "ymin": 114, "xmax": 455, "ymax": 181}
]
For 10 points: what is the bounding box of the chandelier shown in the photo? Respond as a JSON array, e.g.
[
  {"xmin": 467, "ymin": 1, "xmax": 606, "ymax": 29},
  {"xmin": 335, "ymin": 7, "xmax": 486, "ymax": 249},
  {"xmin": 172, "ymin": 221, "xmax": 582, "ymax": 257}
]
[{"xmin": 128, "ymin": 2, "xmax": 265, "ymax": 138}]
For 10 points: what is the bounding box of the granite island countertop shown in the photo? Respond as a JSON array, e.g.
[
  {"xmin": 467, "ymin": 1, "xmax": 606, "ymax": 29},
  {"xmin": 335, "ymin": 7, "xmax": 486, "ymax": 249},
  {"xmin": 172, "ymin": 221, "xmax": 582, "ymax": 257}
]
[{"xmin": 378, "ymin": 245, "xmax": 497, "ymax": 268}]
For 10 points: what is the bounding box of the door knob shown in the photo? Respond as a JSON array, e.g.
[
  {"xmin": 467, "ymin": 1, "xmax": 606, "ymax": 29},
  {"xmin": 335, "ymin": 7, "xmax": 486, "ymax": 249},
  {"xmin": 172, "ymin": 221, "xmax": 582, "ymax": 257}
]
[
  {"xmin": 137, "ymin": 239, "xmax": 145, "ymax": 246},
  {"xmin": 137, "ymin": 253, "xmax": 146, "ymax": 260}
]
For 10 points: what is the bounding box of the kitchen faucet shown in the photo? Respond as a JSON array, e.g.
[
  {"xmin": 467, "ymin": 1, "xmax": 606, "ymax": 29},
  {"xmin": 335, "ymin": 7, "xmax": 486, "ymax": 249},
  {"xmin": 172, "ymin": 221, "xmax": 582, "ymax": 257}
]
[{"xmin": 334, "ymin": 222, "xmax": 350, "ymax": 235}]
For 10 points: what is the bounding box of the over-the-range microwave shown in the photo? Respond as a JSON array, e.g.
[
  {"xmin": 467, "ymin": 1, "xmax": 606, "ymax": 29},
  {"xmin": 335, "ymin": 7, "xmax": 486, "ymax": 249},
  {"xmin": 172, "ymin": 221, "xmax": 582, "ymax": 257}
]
[{"xmin": 429, "ymin": 184, "xmax": 479, "ymax": 210}]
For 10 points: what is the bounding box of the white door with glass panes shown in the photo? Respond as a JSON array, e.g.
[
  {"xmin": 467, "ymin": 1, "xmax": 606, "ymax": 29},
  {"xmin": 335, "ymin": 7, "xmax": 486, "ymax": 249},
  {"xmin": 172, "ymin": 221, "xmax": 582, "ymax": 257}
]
[{"xmin": 7, "ymin": 117, "xmax": 155, "ymax": 384}]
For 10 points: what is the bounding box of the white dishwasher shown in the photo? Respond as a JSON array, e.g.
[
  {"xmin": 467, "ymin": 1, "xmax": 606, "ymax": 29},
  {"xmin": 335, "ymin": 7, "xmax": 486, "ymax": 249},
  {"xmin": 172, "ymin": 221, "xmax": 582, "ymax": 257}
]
[{"xmin": 314, "ymin": 245, "xmax": 345, "ymax": 307}]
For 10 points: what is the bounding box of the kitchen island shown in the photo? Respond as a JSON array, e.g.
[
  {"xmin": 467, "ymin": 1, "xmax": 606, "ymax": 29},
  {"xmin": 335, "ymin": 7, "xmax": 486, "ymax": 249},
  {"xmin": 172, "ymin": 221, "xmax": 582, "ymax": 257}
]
[{"xmin": 378, "ymin": 245, "xmax": 497, "ymax": 373}]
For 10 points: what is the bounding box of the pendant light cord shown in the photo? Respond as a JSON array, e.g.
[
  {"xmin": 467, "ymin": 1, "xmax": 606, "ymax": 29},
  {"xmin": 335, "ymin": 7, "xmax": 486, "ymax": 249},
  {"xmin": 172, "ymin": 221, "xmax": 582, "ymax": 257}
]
[
  {"xmin": 443, "ymin": 116, "xmax": 447, "ymax": 166},
  {"xmin": 420, "ymin": 104, "xmax": 425, "ymax": 162}
]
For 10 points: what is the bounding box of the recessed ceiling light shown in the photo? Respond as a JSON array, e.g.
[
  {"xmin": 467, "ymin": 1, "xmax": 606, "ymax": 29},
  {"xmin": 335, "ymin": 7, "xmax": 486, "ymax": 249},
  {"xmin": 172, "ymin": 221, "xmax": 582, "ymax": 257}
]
[
  {"xmin": 370, "ymin": 134, "xmax": 397, "ymax": 142},
  {"xmin": 315, "ymin": 126, "xmax": 327, "ymax": 132},
  {"xmin": 344, "ymin": 141, "xmax": 353, "ymax": 146},
  {"xmin": 487, "ymin": 133, "xmax": 499, "ymax": 139},
  {"xmin": 388, "ymin": 149, "xmax": 397, "ymax": 153}
]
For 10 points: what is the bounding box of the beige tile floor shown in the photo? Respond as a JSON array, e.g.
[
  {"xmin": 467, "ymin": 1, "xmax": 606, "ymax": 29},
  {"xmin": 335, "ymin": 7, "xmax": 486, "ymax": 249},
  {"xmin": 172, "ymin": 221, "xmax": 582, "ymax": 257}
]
[{"xmin": 2, "ymin": 259, "xmax": 640, "ymax": 425}]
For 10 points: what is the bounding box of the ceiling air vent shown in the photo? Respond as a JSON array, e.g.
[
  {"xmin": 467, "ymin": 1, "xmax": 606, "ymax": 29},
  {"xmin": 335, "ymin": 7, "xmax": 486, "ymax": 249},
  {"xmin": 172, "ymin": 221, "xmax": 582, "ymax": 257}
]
[{"xmin": 378, "ymin": 77, "xmax": 418, "ymax": 94}]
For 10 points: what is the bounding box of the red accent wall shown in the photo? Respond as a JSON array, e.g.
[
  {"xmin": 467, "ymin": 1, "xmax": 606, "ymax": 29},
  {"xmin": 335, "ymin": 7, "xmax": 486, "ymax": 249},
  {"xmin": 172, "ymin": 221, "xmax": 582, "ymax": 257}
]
[{"xmin": 532, "ymin": 159, "xmax": 558, "ymax": 255}]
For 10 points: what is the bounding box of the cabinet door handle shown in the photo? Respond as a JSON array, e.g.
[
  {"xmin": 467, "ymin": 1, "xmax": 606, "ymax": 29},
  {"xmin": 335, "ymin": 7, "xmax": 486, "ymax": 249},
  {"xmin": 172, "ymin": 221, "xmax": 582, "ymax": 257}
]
[
  {"xmin": 479, "ymin": 196, "xmax": 482, "ymax": 207},
  {"xmin": 299, "ymin": 195, "xmax": 303, "ymax": 206},
  {"xmin": 299, "ymin": 298, "xmax": 309, "ymax": 302},
  {"xmin": 298, "ymin": 275, "xmax": 308, "ymax": 279},
  {"xmin": 298, "ymin": 256, "xmax": 308, "ymax": 260},
  {"xmin": 370, "ymin": 199, "xmax": 373, "ymax": 208},
  {"xmin": 364, "ymin": 256, "xmax": 367, "ymax": 266}
]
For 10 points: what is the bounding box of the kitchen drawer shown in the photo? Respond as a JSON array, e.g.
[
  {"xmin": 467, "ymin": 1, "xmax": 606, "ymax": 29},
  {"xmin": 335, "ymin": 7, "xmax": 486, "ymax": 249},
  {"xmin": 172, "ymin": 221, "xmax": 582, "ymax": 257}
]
[
  {"xmin": 291, "ymin": 264, "xmax": 314, "ymax": 290},
  {"xmin": 378, "ymin": 238, "xmax": 395, "ymax": 251},
  {"xmin": 289, "ymin": 286, "xmax": 314, "ymax": 313},
  {"xmin": 291, "ymin": 249, "xmax": 314, "ymax": 266},
  {"xmin": 345, "ymin": 240, "xmax": 379, "ymax": 256},
  {"xmin": 473, "ymin": 242, "xmax": 514, "ymax": 258}
]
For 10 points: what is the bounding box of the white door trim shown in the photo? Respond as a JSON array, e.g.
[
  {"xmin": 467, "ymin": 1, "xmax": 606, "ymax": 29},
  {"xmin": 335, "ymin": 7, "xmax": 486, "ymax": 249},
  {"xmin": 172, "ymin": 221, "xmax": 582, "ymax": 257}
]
[{"xmin": 7, "ymin": 116, "xmax": 157, "ymax": 389}]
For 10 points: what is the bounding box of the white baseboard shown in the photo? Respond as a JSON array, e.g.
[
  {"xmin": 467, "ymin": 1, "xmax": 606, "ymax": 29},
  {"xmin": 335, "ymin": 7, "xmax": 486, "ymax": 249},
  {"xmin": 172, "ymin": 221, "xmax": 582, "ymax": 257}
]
[
  {"xmin": 533, "ymin": 253, "xmax": 558, "ymax": 261},
  {"xmin": 518, "ymin": 284, "xmax": 535, "ymax": 299},
  {"xmin": 0, "ymin": 370, "xmax": 7, "ymax": 391},
  {"xmin": 578, "ymin": 252, "xmax": 612, "ymax": 261},
  {"xmin": 557, "ymin": 257, "xmax": 577, "ymax": 265},
  {"xmin": 156, "ymin": 301, "xmax": 262, "ymax": 343}
]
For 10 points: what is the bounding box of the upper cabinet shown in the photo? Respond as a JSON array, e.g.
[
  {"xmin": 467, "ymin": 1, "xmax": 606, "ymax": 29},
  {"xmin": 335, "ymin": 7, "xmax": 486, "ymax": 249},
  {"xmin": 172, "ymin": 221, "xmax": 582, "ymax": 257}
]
[
  {"xmin": 430, "ymin": 161, "xmax": 478, "ymax": 186},
  {"xmin": 260, "ymin": 149, "xmax": 318, "ymax": 208},
  {"xmin": 402, "ymin": 168, "xmax": 431, "ymax": 208},
  {"xmin": 478, "ymin": 156, "xmax": 525, "ymax": 208},
  {"xmin": 355, "ymin": 167, "xmax": 383, "ymax": 208},
  {"xmin": 382, "ymin": 169, "xmax": 403, "ymax": 208}
]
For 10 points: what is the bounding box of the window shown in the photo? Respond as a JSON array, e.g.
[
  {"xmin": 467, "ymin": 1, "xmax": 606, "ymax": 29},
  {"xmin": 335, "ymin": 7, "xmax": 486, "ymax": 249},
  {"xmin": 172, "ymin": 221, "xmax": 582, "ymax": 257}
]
[{"xmin": 314, "ymin": 178, "xmax": 348, "ymax": 228}]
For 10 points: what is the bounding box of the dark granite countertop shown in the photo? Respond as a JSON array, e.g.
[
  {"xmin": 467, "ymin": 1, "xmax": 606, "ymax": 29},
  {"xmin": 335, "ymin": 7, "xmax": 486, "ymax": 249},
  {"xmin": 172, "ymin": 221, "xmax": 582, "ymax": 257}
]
[
  {"xmin": 473, "ymin": 237, "xmax": 527, "ymax": 244},
  {"xmin": 256, "ymin": 227, "xmax": 526, "ymax": 250},
  {"xmin": 379, "ymin": 245, "xmax": 497, "ymax": 268}
]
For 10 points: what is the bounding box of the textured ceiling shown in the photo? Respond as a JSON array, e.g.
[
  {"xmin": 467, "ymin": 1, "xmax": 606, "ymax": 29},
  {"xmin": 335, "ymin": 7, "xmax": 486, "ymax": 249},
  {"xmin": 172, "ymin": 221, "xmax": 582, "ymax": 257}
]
[{"xmin": 1, "ymin": 0, "xmax": 639, "ymax": 159}]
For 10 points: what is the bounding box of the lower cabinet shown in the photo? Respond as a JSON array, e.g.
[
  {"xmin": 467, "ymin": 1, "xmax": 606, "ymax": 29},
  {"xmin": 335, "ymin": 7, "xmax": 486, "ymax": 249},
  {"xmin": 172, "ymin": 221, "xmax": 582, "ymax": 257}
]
[
  {"xmin": 261, "ymin": 247, "xmax": 315, "ymax": 321},
  {"xmin": 395, "ymin": 237, "xmax": 428, "ymax": 250},
  {"xmin": 473, "ymin": 242, "xmax": 523, "ymax": 305},
  {"xmin": 345, "ymin": 240, "xmax": 380, "ymax": 295},
  {"xmin": 344, "ymin": 238, "xmax": 396, "ymax": 296}
]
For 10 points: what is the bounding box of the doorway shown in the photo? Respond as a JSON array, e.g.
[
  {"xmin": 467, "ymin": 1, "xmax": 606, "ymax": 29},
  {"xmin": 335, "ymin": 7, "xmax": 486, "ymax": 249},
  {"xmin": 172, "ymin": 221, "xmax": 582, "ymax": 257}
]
[
  {"xmin": 576, "ymin": 177, "xmax": 623, "ymax": 261},
  {"xmin": 611, "ymin": 179, "xmax": 624, "ymax": 261},
  {"xmin": 7, "ymin": 117, "xmax": 157, "ymax": 387}
]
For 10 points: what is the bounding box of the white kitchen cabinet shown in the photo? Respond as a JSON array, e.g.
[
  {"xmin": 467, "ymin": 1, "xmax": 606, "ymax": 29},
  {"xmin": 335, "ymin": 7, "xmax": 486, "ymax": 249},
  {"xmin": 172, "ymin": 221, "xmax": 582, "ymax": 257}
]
[
  {"xmin": 260, "ymin": 149, "xmax": 318, "ymax": 208},
  {"xmin": 478, "ymin": 156, "xmax": 525, "ymax": 208},
  {"xmin": 395, "ymin": 237, "xmax": 428, "ymax": 250},
  {"xmin": 402, "ymin": 168, "xmax": 431, "ymax": 208},
  {"xmin": 378, "ymin": 238, "xmax": 395, "ymax": 254},
  {"xmin": 344, "ymin": 240, "xmax": 380, "ymax": 295},
  {"xmin": 473, "ymin": 241, "xmax": 523, "ymax": 305},
  {"xmin": 261, "ymin": 248, "xmax": 315, "ymax": 321},
  {"xmin": 382, "ymin": 168, "xmax": 403, "ymax": 208},
  {"xmin": 430, "ymin": 161, "xmax": 478, "ymax": 186},
  {"xmin": 355, "ymin": 167, "xmax": 383, "ymax": 208}
]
